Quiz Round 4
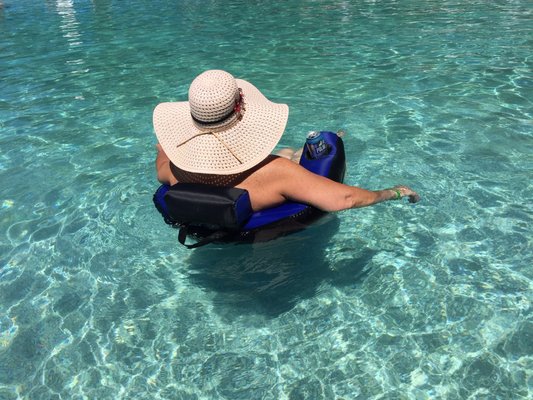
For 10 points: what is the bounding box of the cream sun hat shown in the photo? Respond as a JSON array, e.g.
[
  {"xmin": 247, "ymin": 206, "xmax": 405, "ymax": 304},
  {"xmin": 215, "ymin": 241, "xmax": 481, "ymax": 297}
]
[{"xmin": 153, "ymin": 70, "xmax": 289, "ymax": 175}]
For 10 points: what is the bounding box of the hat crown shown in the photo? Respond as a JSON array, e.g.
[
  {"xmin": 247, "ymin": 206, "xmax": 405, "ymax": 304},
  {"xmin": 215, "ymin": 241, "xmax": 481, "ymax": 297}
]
[{"xmin": 188, "ymin": 70, "xmax": 240, "ymax": 124}]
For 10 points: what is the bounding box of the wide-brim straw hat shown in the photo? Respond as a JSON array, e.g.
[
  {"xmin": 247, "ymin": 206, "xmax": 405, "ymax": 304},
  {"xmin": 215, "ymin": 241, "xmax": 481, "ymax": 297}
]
[{"xmin": 153, "ymin": 70, "xmax": 289, "ymax": 175}]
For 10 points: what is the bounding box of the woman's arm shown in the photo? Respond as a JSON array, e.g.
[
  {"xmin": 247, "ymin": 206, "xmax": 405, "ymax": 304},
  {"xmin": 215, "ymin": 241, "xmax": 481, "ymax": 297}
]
[
  {"xmin": 275, "ymin": 158, "xmax": 420, "ymax": 212},
  {"xmin": 155, "ymin": 144, "xmax": 178, "ymax": 186}
]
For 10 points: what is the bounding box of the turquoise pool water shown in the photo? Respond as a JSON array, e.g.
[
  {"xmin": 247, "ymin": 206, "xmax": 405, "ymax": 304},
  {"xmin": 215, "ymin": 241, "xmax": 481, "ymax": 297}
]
[{"xmin": 1, "ymin": 0, "xmax": 532, "ymax": 398}]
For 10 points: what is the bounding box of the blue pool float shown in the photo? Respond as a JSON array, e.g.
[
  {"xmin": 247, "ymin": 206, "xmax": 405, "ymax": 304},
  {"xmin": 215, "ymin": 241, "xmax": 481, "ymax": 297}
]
[{"xmin": 153, "ymin": 131, "xmax": 346, "ymax": 248}]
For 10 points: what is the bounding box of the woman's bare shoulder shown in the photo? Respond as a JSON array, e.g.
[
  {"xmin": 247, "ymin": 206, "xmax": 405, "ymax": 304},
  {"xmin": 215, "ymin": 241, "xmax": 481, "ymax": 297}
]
[
  {"xmin": 259, "ymin": 155, "xmax": 353, "ymax": 210},
  {"xmin": 235, "ymin": 156, "xmax": 293, "ymax": 210},
  {"xmin": 239, "ymin": 155, "xmax": 291, "ymax": 185},
  {"xmin": 250, "ymin": 156, "xmax": 335, "ymax": 195},
  {"xmin": 239, "ymin": 155, "xmax": 351, "ymax": 211},
  {"xmin": 252, "ymin": 155, "xmax": 310, "ymax": 182}
]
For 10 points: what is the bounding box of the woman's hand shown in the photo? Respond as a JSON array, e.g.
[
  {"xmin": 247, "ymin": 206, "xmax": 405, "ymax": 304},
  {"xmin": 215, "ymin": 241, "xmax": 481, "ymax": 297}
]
[{"xmin": 391, "ymin": 185, "xmax": 421, "ymax": 203}]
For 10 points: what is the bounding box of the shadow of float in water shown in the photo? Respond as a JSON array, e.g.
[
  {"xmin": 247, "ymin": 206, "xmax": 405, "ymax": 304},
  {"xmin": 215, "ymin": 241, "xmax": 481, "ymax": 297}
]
[{"xmin": 185, "ymin": 216, "xmax": 376, "ymax": 318}]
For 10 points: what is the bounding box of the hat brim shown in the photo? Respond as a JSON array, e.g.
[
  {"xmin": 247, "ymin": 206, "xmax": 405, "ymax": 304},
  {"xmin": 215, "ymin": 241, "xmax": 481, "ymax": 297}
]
[{"xmin": 153, "ymin": 79, "xmax": 289, "ymax": 175}]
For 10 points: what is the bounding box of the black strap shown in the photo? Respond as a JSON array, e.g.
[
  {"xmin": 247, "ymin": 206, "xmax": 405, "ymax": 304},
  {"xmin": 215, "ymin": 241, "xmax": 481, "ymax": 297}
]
[{"xmin": 178, "ymin": 225, "xmax": 231, "ymax": 249}]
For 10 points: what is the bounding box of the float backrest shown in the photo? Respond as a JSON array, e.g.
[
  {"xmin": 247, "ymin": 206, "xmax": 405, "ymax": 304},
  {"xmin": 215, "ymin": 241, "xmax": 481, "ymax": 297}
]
[{"xmin": 162, "ymin": 183, "xmax": 253, "ymax": 231}]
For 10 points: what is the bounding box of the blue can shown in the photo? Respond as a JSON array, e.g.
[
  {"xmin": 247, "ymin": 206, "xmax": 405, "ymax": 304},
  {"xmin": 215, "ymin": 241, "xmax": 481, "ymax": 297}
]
[{"xmin": 306, "ymin": 131, "xmax": 328, "ymax": 159}]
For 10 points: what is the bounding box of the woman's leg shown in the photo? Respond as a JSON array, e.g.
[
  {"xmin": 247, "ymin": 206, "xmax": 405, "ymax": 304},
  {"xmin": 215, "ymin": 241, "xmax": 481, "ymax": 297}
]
[{"xmin": 276, "ymin": 148, "xmax": 303, "ymax": 163}]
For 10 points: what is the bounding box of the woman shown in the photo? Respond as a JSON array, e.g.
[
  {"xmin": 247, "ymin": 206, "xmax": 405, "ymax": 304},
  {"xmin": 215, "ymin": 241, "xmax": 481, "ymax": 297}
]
[{"xmin": 153, "ymin": 70, "xmax": 419, "ymax": 213}]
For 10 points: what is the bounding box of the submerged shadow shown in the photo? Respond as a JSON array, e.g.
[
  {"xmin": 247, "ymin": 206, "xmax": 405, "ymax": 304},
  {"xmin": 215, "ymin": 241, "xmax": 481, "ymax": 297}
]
[{"xmin": 185, "ymin": 216, "xmax": 377, "ymax": 319}]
